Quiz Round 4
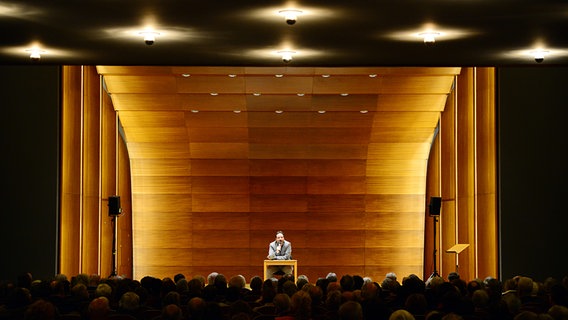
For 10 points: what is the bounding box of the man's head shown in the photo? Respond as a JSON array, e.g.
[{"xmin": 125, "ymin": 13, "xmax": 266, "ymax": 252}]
[{"xmin": 276, "ymin": 231, "xmax": 285, "ymax": 243}]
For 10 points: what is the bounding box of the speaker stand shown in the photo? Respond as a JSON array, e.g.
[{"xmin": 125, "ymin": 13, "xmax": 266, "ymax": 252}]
[
  {"xmin": 429, "ymin": 215, "xmax": 440, "ymax": 279},
  {"xmin": 110, "ymin": 214, "xmax": 118, "ymax": 277}
]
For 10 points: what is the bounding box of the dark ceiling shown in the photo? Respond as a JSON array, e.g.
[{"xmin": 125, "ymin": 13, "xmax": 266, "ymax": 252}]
[{"xmin": 1, "ymin": 0, "xmax": 568, "ymax": 67}]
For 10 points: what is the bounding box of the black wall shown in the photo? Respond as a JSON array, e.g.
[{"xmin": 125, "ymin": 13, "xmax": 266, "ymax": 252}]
[
  {"xmin": 498, "ymin": 67, "xmax": 568, "ymax": 282},
  {"xmin": 0, "ymin": 66, "xmax": 60, "ymax": 282}
]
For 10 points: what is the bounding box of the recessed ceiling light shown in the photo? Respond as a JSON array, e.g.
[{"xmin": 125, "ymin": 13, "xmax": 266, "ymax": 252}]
[
  {"xmin": 418, "ymin": 32, "xmax": 441, "ymax": 45},
  {"xmin": 360, "ymin": 110, "xmax": 369, "ymax": 114},
  {"xmin": 531, "ymin": 49, "xmax": 549, "ymax": 63},
  {"xmin": 275, "ymin": 74, "xmax": 284, "ymax": 78},
  {"xmin": 297, "ymin": 93, "xmax": 305, "ymax": 97},
  {"xmin": 340, "ymin": 93, "xmax": 349, "ymax": 96},
  {"xmin": 318, "ymin": 110, "xmax": 326, "ymax": 114},
  {"xmin": 253, "ymin": 93, "xmax": 261, "ymax": 96},
  {"xmin": 233, "ymin": 110, "xmax": 241, "ymax": 113},
  {"xmin": 181, "ymin": 73, "xmax": 191, "ymax": 77},
  {"xmin": 278, "ymin": 9, "xmax": 303, "ymax": 25},
  {"xmin": 321, "ymin": 74, "xmax": 330, "ymax": 78},
  {"xmin": 210, "ymin": 92, "xmax": 218, "ymax": 96},
  {"xmin": 277, "ymin": 50, "xmax": 296, "ymax": 63},
  {"xmin": 138, "ymin": 31, "xmax": 160, "ymax": 45},
  {"xmin": 191, "ymin": 110, "xmax": 199, "ymax": 113},
  {"xmin": 228, "ymin": 74, "xmax": 237, "ymax": 78},
  {"xmin": 275, "ymin": 110, "xmax": 284, "ymax": 114},
  {"xmin": 25, "ymin": 48, "xmax": 45, "ymax": 61},
  {"xmin": 369, "ymin": 74, "xmax": 378, "ymax": 78}
]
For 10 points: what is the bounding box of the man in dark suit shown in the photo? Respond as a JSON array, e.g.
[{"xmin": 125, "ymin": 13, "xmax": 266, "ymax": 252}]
[{"xmin": 266, "ymin": 230, "xmax": 293, "ymax": 279}]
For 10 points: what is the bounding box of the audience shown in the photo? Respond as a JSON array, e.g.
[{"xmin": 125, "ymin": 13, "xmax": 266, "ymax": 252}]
[{"xmin": 1, "ymin": 271, "xmax": 567, "ymax": 320}]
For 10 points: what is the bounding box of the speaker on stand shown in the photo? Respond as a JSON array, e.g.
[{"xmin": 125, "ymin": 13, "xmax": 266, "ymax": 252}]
[
  {"xmin": 108, "ymin": 196, "xmax": 122, "ymax": 277},
  {"xmin": 428, "ymin": 196, "xmax": 442, "ymax": 280}
]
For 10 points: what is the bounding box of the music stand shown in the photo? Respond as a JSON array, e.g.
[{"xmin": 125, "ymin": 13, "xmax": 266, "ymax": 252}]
[{"xmin": 446, "ymin": 243, "xmax": 469, "ymax": 273}]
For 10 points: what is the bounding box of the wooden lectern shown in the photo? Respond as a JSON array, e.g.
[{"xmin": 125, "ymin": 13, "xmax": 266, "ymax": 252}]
[
  {"xmin": 264, "ymin": 259, "xmax": 297, "ymax": 281},
  {"xmin": 446, "ymin": 244, "xmax": 469, "ymax": 273}
]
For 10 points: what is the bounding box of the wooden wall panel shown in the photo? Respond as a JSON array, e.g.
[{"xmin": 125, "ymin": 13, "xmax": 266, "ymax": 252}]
[
  {"xmin": 103, "ymin": 75, "xmax": 177, "ymax": 93},
  {"xmin": 131, "ymin": 159, "xmax": 191, "ymax": 177},
  {"xmin": 133, "ymin": 194, "xmax": 192, "ymax": 213},
  {"xmin": 191, "ymin": 176, "xmax": 250, "ymax": 194},
  {"xmin": 189, "ymin": 127, "xmax": 249, "ymax": 143},
  {"xmin": 192, "ymin": 194, "xmax": 250, "ymax": 212},
  {"xmin": 134, "ymin": 211, "xmax": 192, "ymax": 231},
  {"xmin": 307, "ymin": 176, "xmax": 366, "ymax": 194},
  {"xmin": 192, "ymin": 212, "xmax": 250, "ymax": 230},
  {"xmin": 250, "ymin": 177, "xmax": 307, "ymax": 194},
  {"xmin": 177, "ymin": 76, "xmax": 245, "ymax": 93},
  {"xmin": 128, "ymin": 143, "xmax": 191, "ymax": 159},
  {"xmin": 246, "ymin": 95, "xmax": 313, "ymax": 111},
  {"xmin": 191, "ymin": 159, "xmax": 250, "ymax": 176},
  {"xmin": 244, "ymin": 76, "xmax": 314, "ymax": 94},
  {"xmin": 365, "ymin": 194, "xmax": 425, "ymax": 212},
  {"xmin": 133, "ymin": 231, "xmax": 192, "ymax": 248},
  {"xmin": 377, "ymin": 94, "xmax": 448, "ymax": 111},
  {"xmin": 125, "ymin": 127, "xmax": 189, "ymax": 143},
  {"xmin": 131, "ymin": 176, "xmax": 192, "ymax": 194},
  {"xmin": 119, "ymin": 111, "xmax": 186, "ymax": 127}
]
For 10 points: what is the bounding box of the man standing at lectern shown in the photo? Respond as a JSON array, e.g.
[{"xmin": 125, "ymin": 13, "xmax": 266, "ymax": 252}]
[{"xmin": 266, "ymin": 230, "xmax": 292, "ymax": 279}]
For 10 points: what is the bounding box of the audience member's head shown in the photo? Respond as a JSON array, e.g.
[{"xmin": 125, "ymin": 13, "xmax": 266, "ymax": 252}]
[
  {"xmin": 326, "ymin": 272, "xmax": 338, "ymax": 282},
  {"xmin": 187, "ymin": 297, "xmax": 207, "ymax": 320},
  {"xmin": 173, "ymin": 273, "xmax": 185, "ymax": 283},
  {"xmin": 290, "ymin": 290, "xmax": 312, "ymax": 320},
  {"xmin": 339, "ymin": 300, "xmax": 363, "ymax": 320},
  {"xmin": 273, "ymin": 293, "xmax": 291, "ymax": 316},
  {"xmin": 340, "ymin": 274, "xmax": 355, "ymax": 292},
  {"xmin": 119, "ymin": 291, "xmax": 140, "ymax": 313},
  {"xmin": 24, "ymin": 299, "xmax": 57, "ymax": 320},
  {"xmin": 249, "ymin": 276, "xmax": 263, "ymax": 293},
  {"xmin": 95, "ymin": 283, "xmax": 112, "ymax": 299},
  {"xmin": 389, "ymin": 309, "xmax": 415, "ymax": 320},
  {"xmin": 207, "ymin": 272, "xmax": 219, "ymax": 286},
  {"xmin": 161, "ymin": 304, "xmax": 183, "ymax": 320},
  {"xmin": 88, "ymin": 297, "xmax": 111, "ymax": 320}
]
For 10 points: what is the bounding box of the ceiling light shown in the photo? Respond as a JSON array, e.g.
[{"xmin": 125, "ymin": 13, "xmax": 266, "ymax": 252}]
[
  {"xmin": 253, "ymin": 93, "xmax": 261, "ymax": 96},
  {"xmin": 340, "ymin": 93, "xmax": 349, "ymax": 96},
  {"xmin": 321, "ymin": 74, "xmax": 330, "ymax": 78},
  {"xmin": 275, "ymin": 74, "xmax": 284, "ymax": 78},
  {"xmin": 360, "ymin": 110, "xmax": 369, "ymax": 114},
  {"xmin": 191, "ymin": 110, "xmax": 199, "ymax": 113},
  {"xmin": 25, "ymin": 48, "xmax": 44, "ymax": 61},
  {"xmin": 181, "ymin": 73, "xmax": 190, "ymax": 77},
  {"xmin": 419, "ymin": 32, "xmax": 440, "ymax": 45},
  {"xmin": 278, "ymin": 50, "xmax": 295, "ymax": 63},
  {"xmin": 318, "ymin": 110, "xmax": 326, "ymax": 114},
  {"xmin": 210, "ymin": 92, "xmax": 218, "ymax": 96},
  {"xmin": 233, "ymin": 110, "xmax": 241, "ymax": 113},
  {"xmin": 369, "ymin": 74, "xmax": 378, "ymax": 78},
  {"xmin": 228, "ymin": 74, "xmax": 237, "ymax": 78},
  {"xmin": 139, "ymin": 31, "xmax": 160, "ymax": 45},
  {"xmin": 278, "ymin": 9, "xmax": 303, "ymax": 25},
  {"xmin": 275, "ymin": 110, "xmax": 284, "ymax": 114},
  {"xmin": 531, "ymin": 49, "xmax": 549, "ymax": 63},
  {"xmin": 297, "ymin": 93, "xmax": 305, "ymax": 97}
]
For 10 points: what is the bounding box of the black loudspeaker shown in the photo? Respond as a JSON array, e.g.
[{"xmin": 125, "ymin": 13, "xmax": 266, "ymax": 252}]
[
  {"xmin": 108, "ymin": 195, "xmax": 122, "ymax": 216},
  {"xmin": 429, "ymin": 196, "xmax": 442, "ymax": 216}
]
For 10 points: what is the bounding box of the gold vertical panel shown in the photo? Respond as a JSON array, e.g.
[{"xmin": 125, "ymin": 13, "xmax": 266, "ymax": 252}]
[
  {"xmin": 60, "ymin": 66, "xmax": 83, "ymax": 276},
  {"xmin": 82, "ymin": 66, "xmax": 102, "ymax": 274}
]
